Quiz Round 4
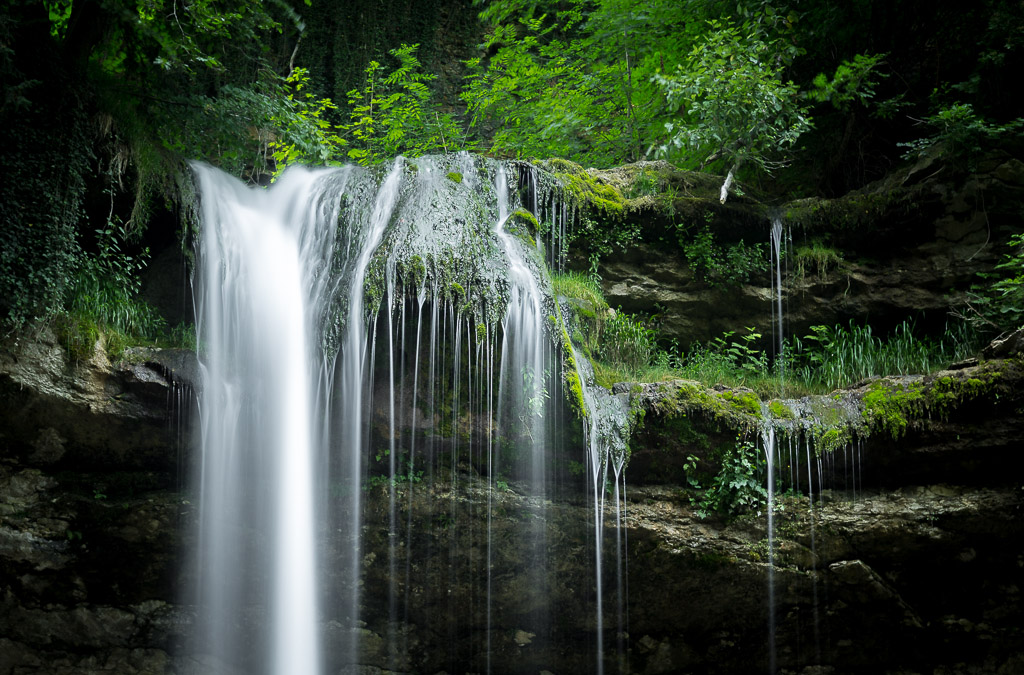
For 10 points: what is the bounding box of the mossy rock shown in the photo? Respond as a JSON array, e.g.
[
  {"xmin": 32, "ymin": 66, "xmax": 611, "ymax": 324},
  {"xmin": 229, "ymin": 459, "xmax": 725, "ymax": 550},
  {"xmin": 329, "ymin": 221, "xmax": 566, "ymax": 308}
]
[
  {"xmin": 540, "ymin": 158, "xmax": 626, "ymax": 218},
  {"xmin": 646, "ymin": 380, "xmax": 762, "ymax": 433}
]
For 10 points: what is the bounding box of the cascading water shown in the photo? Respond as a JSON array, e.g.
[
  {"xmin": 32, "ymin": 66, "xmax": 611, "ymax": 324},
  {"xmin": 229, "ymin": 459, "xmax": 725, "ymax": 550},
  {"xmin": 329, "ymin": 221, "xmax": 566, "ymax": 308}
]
[
  {"xmin": 573, "ymin": 348, "xmax": 631, "ymax": 675},
  {"xmin": 190, "ymin": 154, "xmax": 630, "ymax": 674},
  {"xmin": 192, "ymin": 163, "xmax": 350, "ymax": 674}
]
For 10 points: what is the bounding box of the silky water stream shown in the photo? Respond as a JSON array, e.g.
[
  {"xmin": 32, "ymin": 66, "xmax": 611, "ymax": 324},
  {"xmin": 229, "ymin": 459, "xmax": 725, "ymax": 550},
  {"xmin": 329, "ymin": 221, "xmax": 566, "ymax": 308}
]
[{"xmin": 190, "ymin": 156, "xmax": 629, "ymax": 674}]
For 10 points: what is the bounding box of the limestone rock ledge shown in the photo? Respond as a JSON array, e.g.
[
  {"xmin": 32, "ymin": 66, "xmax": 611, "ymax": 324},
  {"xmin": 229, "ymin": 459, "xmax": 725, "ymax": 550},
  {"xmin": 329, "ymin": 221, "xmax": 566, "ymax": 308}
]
[{"xmin": 2, "ymin": 331, "xmax": 1023, "ymax": 674}]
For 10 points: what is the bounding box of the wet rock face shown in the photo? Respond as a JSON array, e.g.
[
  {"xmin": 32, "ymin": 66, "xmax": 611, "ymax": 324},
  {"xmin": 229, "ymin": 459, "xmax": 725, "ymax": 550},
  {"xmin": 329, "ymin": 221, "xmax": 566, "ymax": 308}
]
[
  {"xmin": 596, "ymin": 153, "xmax": 1024, "ymax": 347},
  {"xmin": 0, "ymin": 332, "xmax": 195, "ymax": 674},
  {"xmin": 0, "ymin": 328, "xmax": 196, "ymax": 473},
  {"xmin": 624, "ymin": 484, "xmax": 1024, "ymax": 675},
  {"xmin": 2, "ymin": 331, "xmax": 1023, "ymax": 674}
]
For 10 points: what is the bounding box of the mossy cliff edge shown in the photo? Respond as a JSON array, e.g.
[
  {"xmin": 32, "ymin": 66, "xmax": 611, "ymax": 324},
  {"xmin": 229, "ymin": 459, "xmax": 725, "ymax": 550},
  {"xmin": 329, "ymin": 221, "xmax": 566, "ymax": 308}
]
[
  {"xmin": 624, "ymin": 344, "xmax": 1024, "ymax": 488},
  {"xmin": 530, "ymin": 152, "xmax": 1024, "ymax": 348}
]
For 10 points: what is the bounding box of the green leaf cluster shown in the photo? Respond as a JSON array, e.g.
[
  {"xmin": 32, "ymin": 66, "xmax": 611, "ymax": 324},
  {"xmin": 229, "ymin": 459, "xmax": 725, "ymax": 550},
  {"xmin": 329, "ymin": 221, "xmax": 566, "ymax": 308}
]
[
  {"xmin": 656, "ymin": 18, "xmax": 811, "ymax": 177},
  {"xmin": 684, "ymin": 437, "xmax": 768, "ymax": 520},
  {"xmin": 343, "ymin": 44, "xmax": 466, "ymax": 165},
  {"xmin": 960, "ymin": 233, "xmax": 1024, "ymax": 334},
  {"xmin": 463, "ymin": 0, "xmax": 698, "ymax": 167},
  {"xmin": 678, "ymin": 222, "xmax": 769, "ymax": 287},
  {"xmin": 898, "ymin": 102, "xmax": 1024, "ymax": 167}
]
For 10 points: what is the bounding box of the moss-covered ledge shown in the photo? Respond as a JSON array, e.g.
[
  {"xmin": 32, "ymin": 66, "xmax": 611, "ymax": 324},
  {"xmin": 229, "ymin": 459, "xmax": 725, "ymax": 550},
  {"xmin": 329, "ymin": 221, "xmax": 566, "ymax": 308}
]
[
  {"xmin": 526, "ymin": 158, "xmax": 767, "ymax": 238},
  {"xmin": 622, "ymin": 353, "xmax": 1024, "ymax": 489}
]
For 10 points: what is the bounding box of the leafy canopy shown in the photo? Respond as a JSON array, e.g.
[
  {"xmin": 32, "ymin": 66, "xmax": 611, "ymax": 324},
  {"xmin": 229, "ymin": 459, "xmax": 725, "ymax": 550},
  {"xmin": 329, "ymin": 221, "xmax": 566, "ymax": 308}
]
[{"xmin": 655, "ymin": 19, "xmax": 811, "ymax": 180}]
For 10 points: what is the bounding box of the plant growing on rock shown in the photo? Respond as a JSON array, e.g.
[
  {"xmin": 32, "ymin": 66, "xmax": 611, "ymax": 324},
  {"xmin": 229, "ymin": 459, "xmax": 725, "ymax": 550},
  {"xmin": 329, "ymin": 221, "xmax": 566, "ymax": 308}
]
[
  {"xmin": 684, "ymin": 437, "xmax": 768, "ymax": 519},
  {"xmin": 957, "ymin": 233, "xmax": 1024, "ymax": 334}
]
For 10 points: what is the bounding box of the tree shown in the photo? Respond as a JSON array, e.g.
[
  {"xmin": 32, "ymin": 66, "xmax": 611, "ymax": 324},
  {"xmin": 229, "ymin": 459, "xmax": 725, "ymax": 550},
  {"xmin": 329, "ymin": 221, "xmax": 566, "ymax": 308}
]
[
  {"xmin": 463, "ymin": 0, "xmax": 708, "ymax": 167},
  {"xmin": 655, "ymin": 18, "xmax": 811, "ymax": 202},
  {"xmin": 344, "ymin": 44, "xmax": 465, "ymax": 165}
]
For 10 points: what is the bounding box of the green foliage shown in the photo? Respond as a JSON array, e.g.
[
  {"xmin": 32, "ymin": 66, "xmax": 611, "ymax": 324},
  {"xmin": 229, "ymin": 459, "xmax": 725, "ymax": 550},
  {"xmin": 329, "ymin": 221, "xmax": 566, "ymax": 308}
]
[
  {"xmin": 365, "ymin": 454, "xmax": 423, "ymax": 491},
  {"xmin": 566, "ymin": 214, "xmax": 640, "ymax": 266},
  {"xmin": 464, "ymin": 0, "xmax": 688, "ymax": 166},
  {"xmin": 597, "ymin": 309, "xmax": 657, "ymax": 375},
  {"xmin": 268, "ymin": 67, "xmax": 347, "ymax": 172},
  {"xmin": 463, "ymin": 7, "xmax": 614, "ymax": 164},
  {"xmin": 684, "ymin": 437, "xmax": 768, "ymax": 520},
  {"xmin": 655, "ymin": 18, "xmax": 811, "ymax": 178},
  {"xmin": 66, "ymin": 220, "xmax": 166, "ymax": 340},
  {"xmin": 809, "ymin": 53, "xmax": 888, "ymax": 112},
  {"xmin": 54, "ymin": 313, "xmax": 100, "ymax": 363},
  {"xmin": 649, "ymin": 320, "xmax": 979, "ymax": 397},
  {"xmin": 0, "ymin": 76, "xmax": 90, "ymax": 332},
  {"xmin": 519, "ymin": 365, "xmax": 551, "ymax": 422},
  {"xmin": 551, "ymin": 271, "xmax": 607, "ymax": 310},
  {"xmin": 678, "ymin": 222, "xmax": 769, "ymax": 286},
  {"xmin": 792, "ymin": 241, "xmax": 844, "ymax": 283},
  {"xmin": 661, "ymin": 327, "xmax": 769, "ymax": 390},
  {"xmin": 344, "ymin": 44, "xmax": 465, "ymax": 165},
  {"xmin": 958, "ymin": 233, "xmax": 1024, "ymax": 334},
  {"xmin": 899, "ymin": 102, "xmax": 1024, "ymax": 166},
  {"xmin": 788, "ymin": 320, "xmax": 979, "ymax": 393}
]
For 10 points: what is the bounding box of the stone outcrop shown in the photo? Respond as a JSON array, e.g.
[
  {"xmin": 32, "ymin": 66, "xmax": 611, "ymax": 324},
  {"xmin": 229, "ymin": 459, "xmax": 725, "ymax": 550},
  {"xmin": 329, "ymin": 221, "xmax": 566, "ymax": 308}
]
[
  {"xmin": 576, "ymin": 152, "xmax": 1024, "ymax": 347},
  {"xmin": 2, "ymin": 328, "xmax": 1022, "ymax": 674},
  {"xmin": 0, "ymin": 331, "xmax": 195, "ymax": 674}
]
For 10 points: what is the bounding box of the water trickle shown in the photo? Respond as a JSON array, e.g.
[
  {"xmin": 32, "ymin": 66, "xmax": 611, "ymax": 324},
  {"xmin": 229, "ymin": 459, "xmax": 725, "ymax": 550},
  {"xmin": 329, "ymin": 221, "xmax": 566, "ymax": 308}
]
[
  {"xmin": 761, "ymin": 425, "xmax": 778, "ymax": 674},
  {"xmin": 769, "ymin": 216, "xmax": 787, "ymax": 391},
  {"xmin": 572, "ymin": 349, "xmax": 631, "ymax": 675}
]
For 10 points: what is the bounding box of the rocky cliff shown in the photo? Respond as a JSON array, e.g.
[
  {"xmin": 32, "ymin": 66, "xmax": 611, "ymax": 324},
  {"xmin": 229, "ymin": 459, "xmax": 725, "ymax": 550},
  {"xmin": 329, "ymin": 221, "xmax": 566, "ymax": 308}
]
[
  {"xmin": 568, "ymin": 153, "xmax": 1024, "ymax": 347},
  {"xmin": 2, "ymin": 328, "xmax": 1022, "ymax": 674}
]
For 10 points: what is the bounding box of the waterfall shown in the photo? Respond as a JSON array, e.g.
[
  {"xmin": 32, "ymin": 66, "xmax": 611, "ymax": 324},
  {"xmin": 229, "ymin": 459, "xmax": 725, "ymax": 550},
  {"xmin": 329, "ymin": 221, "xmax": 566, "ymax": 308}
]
[
  {"xmin": 192, "ymin": 163, "xmax": 348, "ymax": 674},
  {"xmin": 573, "ymin": 348, "xmax": 631, "ymax": 675},
  {"xmin": 189, "ymin": 154, "xmax": 630, "ymax": 674}
]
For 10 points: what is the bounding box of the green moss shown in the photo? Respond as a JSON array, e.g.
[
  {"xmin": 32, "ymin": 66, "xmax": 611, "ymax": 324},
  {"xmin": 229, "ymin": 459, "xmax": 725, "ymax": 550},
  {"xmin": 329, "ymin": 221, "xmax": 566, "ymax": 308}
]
[
  {"xmin": 793, "ymin": 241, "xmax": 844, "ymax": 282},
  {"xmin": 551, "ymin": 270, "xmax": 607, "ymax": 309},
  {"xmin": 768, "ymin": 400, "xmax": 795, "ymax": 419},
  {"xmin": 409, "ymin": 254, "xmax": 426, "ymax": 286},
  {"xmin": 449, "ymin": 281, "xmax": 465, "ymax": 299},
  {"xmin": 925, "ymin": 368, "xmax": 1004, "ymax": 417},
  {"xmin": 446, "ymin": 171, "xmax": 463, "ymax": 183},
  {"xmin": 720, "ymin": 390, "xmax": 762, "ymax": 418},
  {"xmin": 784, "ymin": 187, "xmax": 914, "ymax": 235},
  {"xmin": 561, "ymin": 325, "xmax": 588, "ymax": 419},
  {"xmin": 511, "ymin": 208, "xmax": 539, "ymax": 231},
  {"xmin": 476, "ymin": 322, "xmax": 487, "ymax": 343},
  {"xmin": 812, "ymin": 427, "xmax": 849, "ymax": 455},
  {"xmin": 862, "ymin": 380, "xmax": 925, "ymax": 439},
  {"xmin": 363, "ymin": 258, "xmax": 386, "ymax": 313},
  {"xmin": 545, "ymin": 298, "xmax": 590, "ymax": 419},
  {"xmin": 655, "ymin": 381, "xmax": 761, "ymax": 432},
  {"xmin": 691, "ymin": 550, "xmax": 735, "ymax": 570},
  {"xmin": 546, "ymin": 158, "xmax": 626, "ymax": 217},
  {"xmin": 564, "ymin": 364, "xmax": 587, "ymax": 419}
]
